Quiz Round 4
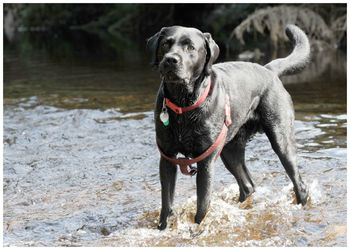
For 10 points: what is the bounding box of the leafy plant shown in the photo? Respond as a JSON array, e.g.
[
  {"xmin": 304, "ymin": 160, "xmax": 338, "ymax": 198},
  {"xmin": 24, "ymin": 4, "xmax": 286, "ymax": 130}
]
[{"xmin": 227, "ymin": 5, "xmax": 346, "ymax": 51}]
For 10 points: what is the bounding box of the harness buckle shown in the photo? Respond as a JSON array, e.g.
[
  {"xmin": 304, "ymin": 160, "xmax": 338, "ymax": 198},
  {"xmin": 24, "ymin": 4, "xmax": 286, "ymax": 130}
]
[{"xmin": 178, "ymin": 158, "xmax": 197, "ymax": 176}]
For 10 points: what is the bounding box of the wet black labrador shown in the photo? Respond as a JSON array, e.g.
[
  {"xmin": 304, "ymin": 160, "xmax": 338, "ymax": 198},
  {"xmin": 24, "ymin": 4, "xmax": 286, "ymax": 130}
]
[{"xmin": 147, "ymin": 24, "xmax": 309, "ymax": 230}]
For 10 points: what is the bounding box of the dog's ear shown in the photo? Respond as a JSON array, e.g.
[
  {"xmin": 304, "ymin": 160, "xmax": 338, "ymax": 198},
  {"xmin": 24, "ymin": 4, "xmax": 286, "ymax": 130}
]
[
  {"xmin": 203, "ymin": 32, "xmax": 220, "ymax": 75},
  {"xmin": 146, "ymin": 31, "xmax": 161, "ymax": 68}
]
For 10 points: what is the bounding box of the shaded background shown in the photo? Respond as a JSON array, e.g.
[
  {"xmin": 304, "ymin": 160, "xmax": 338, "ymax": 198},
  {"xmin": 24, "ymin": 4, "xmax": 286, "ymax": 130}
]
[
  {"xmin": 3, "ymin": 3, "xmax": 347, "ymax": 247},
  {"xmin": 3, "ymin": 3, "xmax": 347, "ymax": 111},
  {"xmin": 4, "ymin": 3, "xmax": 347, "ymax": 59}
]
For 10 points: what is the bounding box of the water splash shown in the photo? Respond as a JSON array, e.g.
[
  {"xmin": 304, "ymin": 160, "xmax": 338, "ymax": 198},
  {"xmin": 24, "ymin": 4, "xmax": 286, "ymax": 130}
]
[{"xmin": 3, "ymin": 100, "xmax": 346, "ymax": 247}]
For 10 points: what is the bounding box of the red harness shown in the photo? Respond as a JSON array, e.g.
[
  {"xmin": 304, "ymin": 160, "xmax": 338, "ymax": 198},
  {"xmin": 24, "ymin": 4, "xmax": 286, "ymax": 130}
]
[{"xmin": 157, "ymin": 82, "xmax": 232, "ymax": 176}]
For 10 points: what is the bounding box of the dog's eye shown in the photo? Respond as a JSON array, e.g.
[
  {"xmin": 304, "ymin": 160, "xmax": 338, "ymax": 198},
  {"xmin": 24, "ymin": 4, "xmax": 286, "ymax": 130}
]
[
  {"xmin": 187, "ymin": 45, "xmax": 195, "ymax": 51},
  {"xmin": 162, "ymin": 43, "xmax": 169, "ymax": 50}
]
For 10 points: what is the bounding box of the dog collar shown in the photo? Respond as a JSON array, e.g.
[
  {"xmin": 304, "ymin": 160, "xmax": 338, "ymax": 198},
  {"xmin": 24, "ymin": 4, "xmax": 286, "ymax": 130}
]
[{"xmin": 165, "ymin": 81, "xmax": 212, "ymax": 115}]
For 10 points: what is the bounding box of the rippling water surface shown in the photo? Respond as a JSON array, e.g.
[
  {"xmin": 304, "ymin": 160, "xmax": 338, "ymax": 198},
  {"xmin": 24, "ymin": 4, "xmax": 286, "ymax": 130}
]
[{"xmin": 3, "ymin": 47, "xmax": 346, "ymax": 246}]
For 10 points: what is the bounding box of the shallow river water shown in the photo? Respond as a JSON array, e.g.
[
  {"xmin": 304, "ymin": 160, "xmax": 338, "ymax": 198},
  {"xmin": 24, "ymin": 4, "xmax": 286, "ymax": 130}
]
[{"xmin": 3, "ymin": 45, "xmax": 347, "ymax": 246}]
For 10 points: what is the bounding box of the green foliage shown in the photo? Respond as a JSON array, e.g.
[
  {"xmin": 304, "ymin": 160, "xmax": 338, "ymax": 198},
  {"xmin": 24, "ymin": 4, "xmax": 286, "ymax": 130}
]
[
  {"xmin": 228, "ymin": 4, "xmax": 346, "ymax": 52},
  {"xmin": 204, "ymin": 4, "xmax": 260, "ymax": 41},
  {"xmin": 4, "ymin": 3, "xmax": 346, "ymax": 56},
  {"xmin": 14, "ymin": 4, "xmax": 108, "ymax": 29}
]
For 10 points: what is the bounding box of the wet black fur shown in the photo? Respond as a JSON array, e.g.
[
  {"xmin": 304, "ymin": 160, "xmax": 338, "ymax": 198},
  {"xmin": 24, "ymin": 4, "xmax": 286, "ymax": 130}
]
[{"xmin": 147, "ymin": 25, "xmax": 309, "ymax": 230}]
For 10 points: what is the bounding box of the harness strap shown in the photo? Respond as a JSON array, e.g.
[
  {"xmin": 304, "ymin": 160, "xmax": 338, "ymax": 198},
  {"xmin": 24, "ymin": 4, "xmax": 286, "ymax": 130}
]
[
  {"xmin": 157, "ymin": 122, "xmax": 228, "ymax": 176},
  {"xmin": 157, "ymin": 95, "xmax": 232, "ymax": 176},
  {"xmin": 165, "ymin": 81, "xmax": 211, "ymax": 114}
]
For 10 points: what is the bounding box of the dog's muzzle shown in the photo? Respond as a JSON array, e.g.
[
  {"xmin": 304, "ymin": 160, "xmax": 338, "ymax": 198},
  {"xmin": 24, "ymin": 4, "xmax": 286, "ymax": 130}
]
[{"xmin": 160, "ymin": 54, "xmax": 184, "ymax": 82}]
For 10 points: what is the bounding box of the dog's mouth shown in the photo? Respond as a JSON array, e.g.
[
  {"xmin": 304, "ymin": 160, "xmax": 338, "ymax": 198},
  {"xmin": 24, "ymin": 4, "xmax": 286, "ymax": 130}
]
[
  {"xmin": 161, "ymin": 71, "xmax": 188, "ymax": 84},
  {"xmin": 162, "ymin": 72, "xmax": 182, "ymax": 82}
]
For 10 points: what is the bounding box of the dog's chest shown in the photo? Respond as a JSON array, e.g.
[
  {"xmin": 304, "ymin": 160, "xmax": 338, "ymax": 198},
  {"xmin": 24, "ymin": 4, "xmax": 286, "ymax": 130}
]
[
  {"xmin": 174, "ymin": 116, "xmax": 192, "ymax": 143},
  {"xmin": 169, "ymin": 113, "xmax": 209, "ymax": 156}
]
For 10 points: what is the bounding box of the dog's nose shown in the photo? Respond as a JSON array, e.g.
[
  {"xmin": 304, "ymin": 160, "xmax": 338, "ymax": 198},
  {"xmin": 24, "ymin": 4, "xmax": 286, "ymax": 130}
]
[{"xmin": 164, "ymin": 55, "xmax": 180, "ymax": 65}]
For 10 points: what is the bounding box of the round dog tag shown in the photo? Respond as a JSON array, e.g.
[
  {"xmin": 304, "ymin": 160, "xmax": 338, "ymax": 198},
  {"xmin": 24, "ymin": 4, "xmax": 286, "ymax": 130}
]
[{"xmin": 160, "ymin": 110, "xmax": 169, "ymax": 126}]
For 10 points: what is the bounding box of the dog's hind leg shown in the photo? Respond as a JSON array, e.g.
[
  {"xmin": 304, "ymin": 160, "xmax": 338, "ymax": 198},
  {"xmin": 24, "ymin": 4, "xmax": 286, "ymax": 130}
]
[
  {"xmin": 260, "ymin": 87, "xmax": 308, "ymax": 205},
  {"xmin": 263, "ymin": 121, "xmax": 308, "ymax": 205},
  {"xmin": 158, "ymin": 157, "xmax": 177, "ymax": 230},
  {"xmin": 220, "ymin": 140, "xmax": 255, "ymax": 202}
]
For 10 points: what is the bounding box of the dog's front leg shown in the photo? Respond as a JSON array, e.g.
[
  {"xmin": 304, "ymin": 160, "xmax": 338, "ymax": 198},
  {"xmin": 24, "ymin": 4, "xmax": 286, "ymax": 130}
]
[
  {"xmin": 158, "ymin": 156, "xmax": 177, "ymax": 230},
  {"xmin": 195, "ymin": 158, "xmax": 214, "ymax": 224}
]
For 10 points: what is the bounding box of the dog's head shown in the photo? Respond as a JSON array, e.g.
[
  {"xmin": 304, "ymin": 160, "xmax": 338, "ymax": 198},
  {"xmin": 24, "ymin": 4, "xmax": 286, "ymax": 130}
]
[{"xmin": 147, "ymin": 26, "xmax": 219, "ymax": 85}]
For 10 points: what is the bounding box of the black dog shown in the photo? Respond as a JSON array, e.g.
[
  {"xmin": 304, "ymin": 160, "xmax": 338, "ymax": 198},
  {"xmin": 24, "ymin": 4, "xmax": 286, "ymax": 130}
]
[{"xmin": 147, "ymin": 24, "xmax": 309, "ymax": 230}]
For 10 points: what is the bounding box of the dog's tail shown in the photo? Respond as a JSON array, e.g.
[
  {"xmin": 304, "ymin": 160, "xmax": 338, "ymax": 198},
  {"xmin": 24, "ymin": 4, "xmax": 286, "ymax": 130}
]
[{"xmin": 264, "ymin": 24, "xmax": 310, "ymax": 77}]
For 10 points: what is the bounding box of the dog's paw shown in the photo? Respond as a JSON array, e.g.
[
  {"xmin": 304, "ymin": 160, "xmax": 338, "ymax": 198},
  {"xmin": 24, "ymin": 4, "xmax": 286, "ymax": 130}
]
[
  {"xmin": 297, "ymin": 191, "xmax": 309, "ymax": 206},
  {"xmin": 157, "ymin": 221, "xmax": 167, "ymax": 230},
  {"xmin": 238, "ymin": 185, "xmax": 255, "ymax": 203},
  {"xmin": 294, "ymin": 186, "xmax": 309, "ymax": 206},
  {"xmin": 194, "ymin": 213, "xmax": 205, "ymax": 225},
  {"xmin": 157, "ymin": 209, "xmax": 174, "ymax": 230}
]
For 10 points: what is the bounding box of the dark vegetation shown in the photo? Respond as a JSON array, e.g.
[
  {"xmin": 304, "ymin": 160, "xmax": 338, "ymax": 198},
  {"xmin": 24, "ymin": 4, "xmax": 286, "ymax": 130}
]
[{"xmin": 4, "ymin": 3, "xmax": 346, "ymax": 59}]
